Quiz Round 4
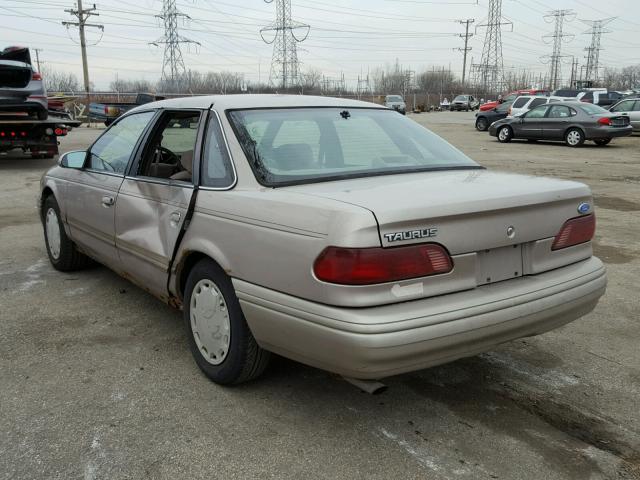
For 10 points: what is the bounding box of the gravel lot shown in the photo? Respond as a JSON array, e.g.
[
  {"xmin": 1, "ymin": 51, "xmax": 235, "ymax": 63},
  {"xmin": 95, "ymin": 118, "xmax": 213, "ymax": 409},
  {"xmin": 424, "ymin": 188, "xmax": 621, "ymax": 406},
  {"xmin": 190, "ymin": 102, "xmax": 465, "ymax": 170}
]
[{"xmin": 1, "ymin": 113, "xmax": 639, "ymax": 479}]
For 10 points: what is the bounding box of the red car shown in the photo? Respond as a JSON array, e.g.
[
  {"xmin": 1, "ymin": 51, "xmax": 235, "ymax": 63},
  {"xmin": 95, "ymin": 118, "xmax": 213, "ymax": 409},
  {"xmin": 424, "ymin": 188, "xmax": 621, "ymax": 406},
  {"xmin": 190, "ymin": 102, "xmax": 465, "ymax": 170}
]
[{"xmin": 479, "ymin": 89, "xmax": 549, "ymax": 111}]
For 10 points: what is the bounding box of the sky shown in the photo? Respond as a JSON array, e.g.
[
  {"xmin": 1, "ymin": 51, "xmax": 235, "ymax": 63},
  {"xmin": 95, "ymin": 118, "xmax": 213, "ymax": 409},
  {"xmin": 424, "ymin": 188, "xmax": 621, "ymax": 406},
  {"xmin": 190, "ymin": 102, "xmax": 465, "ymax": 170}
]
[{"xmin": 1, "ymin": 0, "xmax": 639, "ymax": 90}]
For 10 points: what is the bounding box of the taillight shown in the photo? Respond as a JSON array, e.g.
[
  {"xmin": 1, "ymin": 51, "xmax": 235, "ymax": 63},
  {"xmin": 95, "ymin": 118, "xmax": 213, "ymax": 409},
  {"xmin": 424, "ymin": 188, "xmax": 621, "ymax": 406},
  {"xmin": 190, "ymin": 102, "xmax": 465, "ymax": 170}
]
[
  {"xmin": 597, "ymin": 117, "xmax": 611, "ymax": 126},
  {"xmin": 32, "ymin": 71, "xmax": 42, "ymax": 81},
  {"xmin": 313, "ymin": 244, "xmax": 453, "ymax": 285},
  {"xmin": 54, "ymin": 127, "xmax": 63, "ymax": 136},
  {"xmin": 552, "ymin": 214, "xmax": 595, "ymax": 250}
]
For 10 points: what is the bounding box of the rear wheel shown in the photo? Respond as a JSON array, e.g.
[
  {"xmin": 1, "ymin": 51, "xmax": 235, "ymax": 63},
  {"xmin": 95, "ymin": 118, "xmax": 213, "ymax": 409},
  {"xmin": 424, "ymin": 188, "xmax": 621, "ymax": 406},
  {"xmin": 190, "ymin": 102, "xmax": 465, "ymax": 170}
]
[
  {"xmin": 475, "ymin": 117, "xmax": 489, "ymax": 131},
  {"xmin": 594, "ymin": 138, "xmax": 611, "ymax": 146},
  {"xmin": 43, "ymin": 196, "xmax": 92, "ymax": 271},
  {"xmin": 497, "ymin": 126, "xmax": 513, "ymax": 143},
  {"xmin": 565, "ymin": 128, "xmax": 585, "ymax": 147},
  {"xmin": 184, "ymin": 259, "xmax": 270, "ymax": 385}
]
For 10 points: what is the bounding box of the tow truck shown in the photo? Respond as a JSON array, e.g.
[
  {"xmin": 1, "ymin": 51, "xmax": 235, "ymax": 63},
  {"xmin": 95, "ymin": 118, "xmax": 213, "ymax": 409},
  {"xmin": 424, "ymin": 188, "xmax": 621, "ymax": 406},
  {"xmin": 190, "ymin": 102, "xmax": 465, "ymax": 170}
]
[{"xmin": 0, "ymin": 114, "xmax": 80, "ymax": 159}]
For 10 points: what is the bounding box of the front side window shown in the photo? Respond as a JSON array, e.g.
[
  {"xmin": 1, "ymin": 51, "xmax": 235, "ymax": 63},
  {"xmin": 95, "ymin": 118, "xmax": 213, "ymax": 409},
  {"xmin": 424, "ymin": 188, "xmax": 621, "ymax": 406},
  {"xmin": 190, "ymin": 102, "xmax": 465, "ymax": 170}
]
[
  {"xmin": 228, "ymin": 108, "xmax": 480, "ymax": 186},
  {"xmin": 512, "ymin": 97, "xmax": 529, "ymax": 108},
  {"xmin": 529, "ymin": 98, "xmax": 548, "ymax": 108},
  {"xmin": 89, "ymin": 111, "xmax": 155, "ymax": 174},
  {"xmin": 611, "ymin": 100, "xmax": 634, "ymax": 112}
]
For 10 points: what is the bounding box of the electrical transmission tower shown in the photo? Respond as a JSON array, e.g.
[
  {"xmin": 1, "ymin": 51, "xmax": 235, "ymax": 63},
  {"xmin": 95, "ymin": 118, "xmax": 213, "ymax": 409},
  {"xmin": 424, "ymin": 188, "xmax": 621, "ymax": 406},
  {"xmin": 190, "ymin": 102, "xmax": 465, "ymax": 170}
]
[
  {"xmin": 261, "ymin": 0, "xmax": 310, "ymax": 90},
  {"xmin": 62, "ymin": 0, "xmax": 103, "ymax": 94},
  {"xmin": 541, "ymin": 10, "xmax": 575, "ymax": 91},
  {"xmin": 457, "ymin": 19, "xmax": 474, "ymax": 85},
  {"xmin": 581, "ymin": 18, "xmax": 615, "ymax": 84},
  {"xmin": 151, "ymin": 0, "xmax": 200, "ymax": 92},
  {"xmin": 473, "ymin": 0, "xmax": 512, "ymax": 96}
]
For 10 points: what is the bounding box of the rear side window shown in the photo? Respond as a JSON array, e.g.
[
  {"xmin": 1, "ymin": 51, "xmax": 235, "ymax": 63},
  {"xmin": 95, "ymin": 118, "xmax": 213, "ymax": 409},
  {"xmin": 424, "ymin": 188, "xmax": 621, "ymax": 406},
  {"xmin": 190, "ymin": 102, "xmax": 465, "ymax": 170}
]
[
  {"xmin": 548, "ymin": 105, "xmax": 571, "ymax": 118},
  {"xmin": 634, "ymin": 101, "xmax": 640, "ymax": 111},
  {"xmin": 529, "ymin": 98, "xmax": 548, "ymax": 108},
  {"xmin": 201, "ymin": 116, "xmax": 235, "ymax": 188},
  {"xmin": 512, "ymin": 97, "xmax": 529, "ymax": 108}
]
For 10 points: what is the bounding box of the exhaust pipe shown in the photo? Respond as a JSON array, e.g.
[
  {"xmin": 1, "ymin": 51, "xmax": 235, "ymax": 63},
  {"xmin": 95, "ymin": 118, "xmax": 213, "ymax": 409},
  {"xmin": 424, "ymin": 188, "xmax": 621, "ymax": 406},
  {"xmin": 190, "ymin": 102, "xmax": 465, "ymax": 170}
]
[{"xmin": 342, "ymin": 376, "xmax": 387, "ymax": 395}]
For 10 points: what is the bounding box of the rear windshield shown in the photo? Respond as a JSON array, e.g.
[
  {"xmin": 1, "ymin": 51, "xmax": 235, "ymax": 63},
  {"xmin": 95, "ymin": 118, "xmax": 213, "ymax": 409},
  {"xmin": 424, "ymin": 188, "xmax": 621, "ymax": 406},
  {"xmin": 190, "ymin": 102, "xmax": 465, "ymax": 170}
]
[
  {"xmin": 579, "ymin": 104, "xmax": 608, "ymax": 115},
  {"xmin": 228, "ymin": 107, "xmax": 481, "ymax": 186}
]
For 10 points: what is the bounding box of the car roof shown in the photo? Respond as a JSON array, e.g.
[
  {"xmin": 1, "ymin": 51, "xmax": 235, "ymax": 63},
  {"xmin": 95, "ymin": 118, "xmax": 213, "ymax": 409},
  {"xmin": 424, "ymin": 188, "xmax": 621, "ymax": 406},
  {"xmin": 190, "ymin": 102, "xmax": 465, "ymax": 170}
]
[{"xmin": 129, "ymin": 94, "xmax": 382, "ymax": 114}]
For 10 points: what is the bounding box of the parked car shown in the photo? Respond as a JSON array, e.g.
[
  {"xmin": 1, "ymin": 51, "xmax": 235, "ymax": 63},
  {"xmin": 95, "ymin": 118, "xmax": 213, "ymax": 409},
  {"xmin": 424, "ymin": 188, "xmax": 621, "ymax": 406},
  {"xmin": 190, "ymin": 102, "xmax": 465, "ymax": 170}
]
[
  {"xmin": 609, "ymin": 98, "xmax": 640, "ymax": 132},
  {"xmin": 479, "ymin": 89, "xmax": 549, "ymax": 111},
  {"xmin": 551, "ymin": 89, "xmax": 584, "ymax": 99},
  {"xmin": 89, "ymin": 93, "xmax": 163, "ymax": 126},
  {"xmin": 384, "ymin": 94, "xmax": 406, "ymax": 114},
  {"xmin": 449, "ymin": 94, "xmax": 479, "ymax": 111},
  {"xmin": 39, "ymin": 95, "xmax": 606, "ymax": 386},
  {"xmin": 577, "ymin": 90, "xmax": 624, "ymax": 108},
  {"xmin": 0, "ymin": 46, "xmax": 47, "ymax": 120},
  {"xmin": 508, "ymin": 95, "xmax": 570, "ymax": 117},
  {"xmin": 489, "ymin": 101, "xmax": 633, "ymax": 147},
  {"xmin": 474, "ymin": 101, "xmax": 512, "ymax": 131}
]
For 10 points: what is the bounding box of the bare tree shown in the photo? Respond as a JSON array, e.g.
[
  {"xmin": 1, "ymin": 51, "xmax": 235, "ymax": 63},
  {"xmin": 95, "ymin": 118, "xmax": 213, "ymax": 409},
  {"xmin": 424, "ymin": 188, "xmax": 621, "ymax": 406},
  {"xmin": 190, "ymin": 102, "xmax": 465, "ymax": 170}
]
[{"xmin": 42, "ymin": 66, "xmax": 80, "ymax": 92}]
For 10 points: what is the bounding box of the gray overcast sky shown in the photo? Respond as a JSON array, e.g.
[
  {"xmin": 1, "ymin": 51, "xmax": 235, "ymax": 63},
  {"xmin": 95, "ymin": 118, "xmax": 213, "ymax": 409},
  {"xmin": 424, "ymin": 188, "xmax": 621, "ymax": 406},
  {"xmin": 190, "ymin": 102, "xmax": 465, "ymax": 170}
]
[{"xmin": 1, "ymin": 0, "xmax": 639, "ymax": 89}]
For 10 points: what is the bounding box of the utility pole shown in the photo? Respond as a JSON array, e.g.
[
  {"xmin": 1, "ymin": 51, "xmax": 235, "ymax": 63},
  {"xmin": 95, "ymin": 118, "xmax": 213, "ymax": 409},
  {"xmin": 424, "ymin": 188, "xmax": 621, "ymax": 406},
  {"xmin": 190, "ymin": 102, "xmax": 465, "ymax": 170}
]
[
  {"xmin": 62, "ymin": 0, "xmax": 103, "ymax": 94},
  {"xmin": 33, "ymin": 48, "xmax": 42, "ymax": 72},
  {"xmin": 457, "ymin": 19, "xmax": 474, "ymax": 85}
]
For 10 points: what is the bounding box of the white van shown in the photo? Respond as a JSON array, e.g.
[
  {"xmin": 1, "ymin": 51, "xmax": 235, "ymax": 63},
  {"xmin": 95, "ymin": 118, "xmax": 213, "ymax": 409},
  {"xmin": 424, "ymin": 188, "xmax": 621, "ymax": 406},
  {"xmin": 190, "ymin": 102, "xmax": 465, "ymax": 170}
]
[{"xmin": 508, "ymin": 95, "xmax": 570, "ymax": 117}]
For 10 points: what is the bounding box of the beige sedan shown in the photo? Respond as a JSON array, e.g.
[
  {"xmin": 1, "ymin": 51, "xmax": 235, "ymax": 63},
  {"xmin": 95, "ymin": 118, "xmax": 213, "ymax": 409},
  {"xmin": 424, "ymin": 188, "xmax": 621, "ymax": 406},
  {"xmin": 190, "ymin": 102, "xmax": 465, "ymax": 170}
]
[{"xmin": 39, "ymin": 95, "xmax": 606, "ymax": 387}]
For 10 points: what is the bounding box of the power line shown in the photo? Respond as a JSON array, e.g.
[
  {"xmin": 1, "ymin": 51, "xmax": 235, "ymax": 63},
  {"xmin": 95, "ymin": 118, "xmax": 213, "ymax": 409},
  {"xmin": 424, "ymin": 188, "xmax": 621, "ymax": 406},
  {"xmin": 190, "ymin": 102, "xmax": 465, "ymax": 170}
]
[
  {"xmin": 62, "ymin": 0, "xmax": 104, "ymax": 93},
  {"xmin": 261, "ymin": 0, "xmax": 309, "ymax": 89},
  {"xmin": 151, "ymin": 0, "xmax": 200, "ymax": 90},
  {"xmin": 540, "ymin": 9, "xmax": 575, "ymax": 90}
]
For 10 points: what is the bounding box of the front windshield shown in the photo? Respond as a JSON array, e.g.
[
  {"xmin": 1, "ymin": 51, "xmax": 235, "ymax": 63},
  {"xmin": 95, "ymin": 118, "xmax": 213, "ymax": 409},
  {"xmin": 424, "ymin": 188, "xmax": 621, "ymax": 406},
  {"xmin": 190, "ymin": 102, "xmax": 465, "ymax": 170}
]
[
  {"xmin": 454, "ymin": 95, "xmax": 468, "ymax": 101},
  {"xmin": 579, "ymin": 103, "xmax": 608, "ymax": 115},
  {"xmin": 386, "ymin": 96, "xmax": 403, "ymax": 102},
  {"xmin": 228, "ymin": 107, "xmax": 481, "ymax": 187}
]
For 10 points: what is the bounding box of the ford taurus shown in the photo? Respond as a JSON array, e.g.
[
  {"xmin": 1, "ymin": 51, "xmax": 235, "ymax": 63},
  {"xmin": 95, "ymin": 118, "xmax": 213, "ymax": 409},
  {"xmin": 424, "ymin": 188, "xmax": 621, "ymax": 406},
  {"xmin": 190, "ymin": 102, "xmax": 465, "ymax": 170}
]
[{"xmin": 39, "ymin": 95, "xmax": 607, "ymax": 386}]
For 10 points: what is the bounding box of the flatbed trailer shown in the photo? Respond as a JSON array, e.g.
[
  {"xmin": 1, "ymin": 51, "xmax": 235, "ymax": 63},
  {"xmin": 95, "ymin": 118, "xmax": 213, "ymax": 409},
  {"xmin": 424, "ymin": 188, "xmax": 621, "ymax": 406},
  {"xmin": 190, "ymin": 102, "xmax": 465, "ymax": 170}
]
[{"xmin": 0, "ymin": 116, "xmax": 80, "ymax": 159}]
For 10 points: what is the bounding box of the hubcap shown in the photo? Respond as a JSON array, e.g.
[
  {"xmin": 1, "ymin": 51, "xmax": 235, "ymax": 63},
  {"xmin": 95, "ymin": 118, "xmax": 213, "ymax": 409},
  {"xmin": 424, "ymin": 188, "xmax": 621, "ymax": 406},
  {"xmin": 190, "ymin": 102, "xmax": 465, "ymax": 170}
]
[
  {"xmin": 477, "ymin": 120, "xmax": 487, "ymax": 130},
  {"xmin": 45, "ymin": 208, "xmax": 61, "ymax": 260},
  {"xmin": 498, "ymin": 128, "xmax": 509, "ymax": 140},
  {"xmin": 190, "ymin": 279, "xmax": 230, "ymax": 365},
  {"xmin": 567, "ymin": 131, "xmax": 581, "ymax": 145}
]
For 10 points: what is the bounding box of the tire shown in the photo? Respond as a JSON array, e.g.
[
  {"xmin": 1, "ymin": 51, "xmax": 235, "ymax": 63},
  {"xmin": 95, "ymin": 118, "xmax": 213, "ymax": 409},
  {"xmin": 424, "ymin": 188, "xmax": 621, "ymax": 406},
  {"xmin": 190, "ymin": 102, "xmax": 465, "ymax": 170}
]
[
  {"xmin": 565, "ymin": 128, "xmax": 585, "ymax": 147},
  {"xmin": 527, "ymin": 139, "xmax": 538, "ymax": 143},
  {"xmin": 594, "ymin": 138, "xmax": 611, "ymax": 146},
  {"xmin": 43, "ymin": 196, "xmax": 92, "ymax": 271},
  {"xmin": 184, "ymin": 259, "xmax": 270, "ymax": 385},
  {"xmin": 497, "ymin": 126, "xmax": 513, "ymax": 143},
  {"xmin": 475, "ymin": 117, "xmax": 489, "ymax": 131}
]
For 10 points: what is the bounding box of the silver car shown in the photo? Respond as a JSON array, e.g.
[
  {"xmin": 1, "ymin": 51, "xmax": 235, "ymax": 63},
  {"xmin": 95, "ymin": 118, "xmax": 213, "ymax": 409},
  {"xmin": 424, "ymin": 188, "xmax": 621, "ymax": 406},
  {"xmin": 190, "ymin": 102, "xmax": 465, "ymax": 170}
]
[
  {"xmin": 0, "ymin": 46, "xmax": 47, "ymax": 120},
  {"xmin": 384, "ymin": 95, "xmax": 406, "ymax": 114},
  {"xmin": 39, "ymin": 95, "xmax": 606, "ymax": 386},
  {"xmin": 609, "ymin": 97, "xmax": 640, "ymax": 132}
]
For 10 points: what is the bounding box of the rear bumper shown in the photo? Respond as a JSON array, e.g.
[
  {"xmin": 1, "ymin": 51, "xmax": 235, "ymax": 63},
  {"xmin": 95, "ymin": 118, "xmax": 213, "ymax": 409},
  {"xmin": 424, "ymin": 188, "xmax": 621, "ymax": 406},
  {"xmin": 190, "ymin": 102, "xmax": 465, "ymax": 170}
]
[
  {"xmin": 585, "ymin": 125, "xmax": 633, "ymax": 139},
  {"xmin": 0, "ymin": 97, "xmax": 47, "ymax": 114},
  {"xmin": 234, "ymin": 257, "xmax": 606, "ymax": 379}
]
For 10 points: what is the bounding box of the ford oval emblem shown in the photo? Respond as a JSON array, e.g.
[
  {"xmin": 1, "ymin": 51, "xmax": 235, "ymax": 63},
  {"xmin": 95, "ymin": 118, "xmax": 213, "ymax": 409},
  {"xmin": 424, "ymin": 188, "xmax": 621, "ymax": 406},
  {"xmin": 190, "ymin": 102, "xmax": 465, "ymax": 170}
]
[
  {"xmin": 506, "ymin": 226, "xmax": 515, "ymax": 238},
  {"xmin": 577, "ymin": 202, "xmax": 591, "ymax": 214}
]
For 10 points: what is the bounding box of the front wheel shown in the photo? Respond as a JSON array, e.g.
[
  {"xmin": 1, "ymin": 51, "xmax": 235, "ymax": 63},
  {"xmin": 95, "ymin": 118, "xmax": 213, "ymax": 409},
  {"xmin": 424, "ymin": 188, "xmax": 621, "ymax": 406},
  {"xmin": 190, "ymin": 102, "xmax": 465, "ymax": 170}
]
[
  {"xmin": 594, "ymin": 138, "xmax": 611, "ymax": 146},
  {"xmin": 497, "ymin": 126, "xmax": 513, "ymax": 143},
  {"xmin": 475, "ymin": 117, "xmax": 489, "ymax": 131},
  {"xmin": 184, "ymin": 259, "xmax": 270, "ymax": 385},
  {"xmin": 565, "ymin": 128, "xmax": 585, "ymax": 147},
  {"xmin": 43, "ymin": 196, "xmax": 92, "ymax": 271}
]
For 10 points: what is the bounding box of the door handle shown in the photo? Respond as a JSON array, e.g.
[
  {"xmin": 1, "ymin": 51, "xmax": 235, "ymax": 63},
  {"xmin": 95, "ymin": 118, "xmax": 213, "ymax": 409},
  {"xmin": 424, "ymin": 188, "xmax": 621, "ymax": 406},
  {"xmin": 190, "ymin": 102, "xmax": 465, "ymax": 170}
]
[
  {"xmin": 170, "ymin": 211, "xmax": 182, "ymax": 223},
  {"xmin": 101, "ymin": 196, "xmax": 115, "ymax": 207}
]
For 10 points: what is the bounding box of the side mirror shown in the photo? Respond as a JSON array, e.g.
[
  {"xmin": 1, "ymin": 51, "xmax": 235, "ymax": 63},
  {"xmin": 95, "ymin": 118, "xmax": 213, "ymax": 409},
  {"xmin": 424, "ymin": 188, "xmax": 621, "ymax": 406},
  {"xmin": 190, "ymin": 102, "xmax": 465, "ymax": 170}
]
[{"xmin": 59, "ymin": 150, "xmax": 86, "ymax": 169}]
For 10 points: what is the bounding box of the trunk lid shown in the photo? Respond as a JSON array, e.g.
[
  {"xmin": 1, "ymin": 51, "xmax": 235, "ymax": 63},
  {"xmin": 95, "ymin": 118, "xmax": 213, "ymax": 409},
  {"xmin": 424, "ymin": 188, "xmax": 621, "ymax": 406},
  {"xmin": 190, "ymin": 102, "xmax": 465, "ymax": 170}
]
[
  {"xmin": 288, "ymin": 170, "xmax": 592, "ymax": 255},
  {"xmin": 0, "ymin": 47, "xmax": 33, "ymax": 89}
]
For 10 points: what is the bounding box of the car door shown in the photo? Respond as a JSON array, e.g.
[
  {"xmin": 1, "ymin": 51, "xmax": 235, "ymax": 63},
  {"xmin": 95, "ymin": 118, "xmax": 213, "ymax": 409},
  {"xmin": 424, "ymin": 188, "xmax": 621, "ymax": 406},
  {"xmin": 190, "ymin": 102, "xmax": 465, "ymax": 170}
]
[
  {"xmin": 542, "ymin": 104, "xmax": 574, "ymax": 139},
  {"xmin": 610, "ymin": 100, "xmax": 637, "ymax": 130},
  {"xmin": 114, "ymin": 109, "xmax": 204, "ymax": 299},
  {"xmin": 64, "ymin": 111, "xmax": 156, "ymax": 267},
  {"xmin": 630, "ymin": 101, "xmax": 640, "ymax": 131},
  {"xmin": 518, "ymin": 105, "xmax": 549, "ymax": 138}
]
